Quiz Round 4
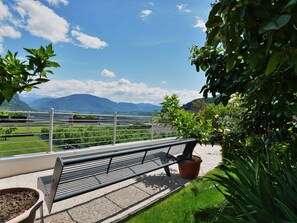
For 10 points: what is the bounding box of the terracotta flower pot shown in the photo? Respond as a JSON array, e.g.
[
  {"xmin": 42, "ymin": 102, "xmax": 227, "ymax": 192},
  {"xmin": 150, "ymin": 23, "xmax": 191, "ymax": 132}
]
[
  {"xmin": 177, "ymin": 155, "xmax": 202, "ymax": 180},
  {"xmin": 0, "ymin": 187, "xmax": 44, "ymax": 223}
]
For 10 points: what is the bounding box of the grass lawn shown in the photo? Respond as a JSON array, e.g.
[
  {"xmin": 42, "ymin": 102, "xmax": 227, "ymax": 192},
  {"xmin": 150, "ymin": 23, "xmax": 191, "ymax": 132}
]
[
  {"xmin": 125, "ymin": 168, "xmax": 225, "ymax": 223},
  {"xmin": 0, "ymin": 136, "xmax": 61, "ymax": 156}
]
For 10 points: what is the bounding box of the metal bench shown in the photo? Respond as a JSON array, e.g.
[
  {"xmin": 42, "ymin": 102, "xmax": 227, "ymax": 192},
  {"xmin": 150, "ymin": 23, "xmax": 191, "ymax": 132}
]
[{"xmin": 37, "ymin": 138, "xmax": 197, "ymax": 213}]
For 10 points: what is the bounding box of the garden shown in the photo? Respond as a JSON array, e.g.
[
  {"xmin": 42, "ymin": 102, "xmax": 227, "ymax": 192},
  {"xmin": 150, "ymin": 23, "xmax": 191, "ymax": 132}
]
[{"xmin": 0, "ymin": 0, "xmax": 296, "ymax": 222}]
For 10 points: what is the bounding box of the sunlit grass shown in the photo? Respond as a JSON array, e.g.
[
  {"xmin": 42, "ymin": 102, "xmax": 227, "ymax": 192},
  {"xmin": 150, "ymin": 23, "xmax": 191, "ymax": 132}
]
[
  {"xmin": 0, "ymin": 136, "xmax": 61, "ymax": 156},
  {"xmin": 125, "ymin": 168, "xmax": 225, "ymax": 223}
]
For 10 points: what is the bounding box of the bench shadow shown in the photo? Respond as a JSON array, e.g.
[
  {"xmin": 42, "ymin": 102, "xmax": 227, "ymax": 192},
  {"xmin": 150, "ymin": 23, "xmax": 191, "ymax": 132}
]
[{"xmin": 36, "ymin": 170, "xmax": 188, "ymax": 223}]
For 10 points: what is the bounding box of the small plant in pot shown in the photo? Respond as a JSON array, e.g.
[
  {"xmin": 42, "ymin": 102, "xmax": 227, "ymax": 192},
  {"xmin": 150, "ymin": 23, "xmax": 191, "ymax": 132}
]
[
  {"xmin": 0, "ymin": 44, "xmax": 59, "ymax": 222},
  {"xmin": 159, "ymin": 95, "xmax": 210, "ymax": 179}
]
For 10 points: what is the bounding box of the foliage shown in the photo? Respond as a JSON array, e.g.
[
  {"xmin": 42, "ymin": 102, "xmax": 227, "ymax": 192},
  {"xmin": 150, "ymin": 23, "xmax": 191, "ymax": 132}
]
[
  {"xmin": 182, "ymin": 97, "xmax": 215, "ymax": 113},
  {"xmin": 0, "ymin": 126, "xmax": 16, "ymax": 140},
  {"xmin": 190, "ymin": 0, "xmax": 297, "ymax": 158},
  {"xmin": 72, "ymin": 113, "xmax": 96, "ymax": 119},
  {"xmin": 159, "ymin": 94, "xmax": 211, "ymax": 144},
  {"xmin": 196, "ymin": 94, "xmax": 246, "ymax": 161},
  {"xmin": 40, "ymin": 125, "xmax": 170, "ymax": 149},
  {"xmin": 208, "ymin": 155, "xmax": 297, "ymax": 222},
  {"xmin": 0, "ymin": 110, "xmax": 26, "ymax": 118},
  {"xmin": 0, "ymin": 44, "xmax": 60, "ymax": 105}
]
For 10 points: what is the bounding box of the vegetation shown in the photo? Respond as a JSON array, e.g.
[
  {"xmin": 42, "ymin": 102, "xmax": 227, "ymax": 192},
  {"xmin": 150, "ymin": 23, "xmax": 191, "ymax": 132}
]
[
  {"xmin": 0, "ymin": 110, "xmax": 26, "ymax": 118},
  {"xmin": 40, "ymin": 125, "xmax": 173, "ymax": 150},
  {"xmin": 159, "ymin": 94, "xmax": 211, "ymax": 144},
  {"xmin": 187, "ymin": 0, "xmax": 297, "ymax": 221},
  {"xmin": 190, "ymin": 0, "xmax": 297, "ymax": 159},
  {"xmin": 125, "ymin": 168, "xmax": 225, "ymax": 223},
  {"xmin": 209, "ymin": 155, "xmax": 297, "ymax": 222},
  {"xmin": 0, "ymin": 136, "xmax": 59, "ymax": 156},
  {"xmin": 0, "ymin": 44, "xmax": 59, "ymax": 105}
]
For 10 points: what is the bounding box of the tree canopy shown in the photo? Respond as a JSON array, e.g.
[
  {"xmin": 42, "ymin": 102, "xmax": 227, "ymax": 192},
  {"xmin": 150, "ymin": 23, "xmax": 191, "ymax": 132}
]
[{"xmin": 190, "ymin": 0, "xmax": 297, "ymax": 156}]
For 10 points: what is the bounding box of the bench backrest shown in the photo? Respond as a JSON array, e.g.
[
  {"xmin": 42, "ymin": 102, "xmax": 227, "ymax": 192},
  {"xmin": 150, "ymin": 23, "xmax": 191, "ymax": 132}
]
[{"xmin": 38, "ymin": 138, "xmax": 197, "ymax": 212}]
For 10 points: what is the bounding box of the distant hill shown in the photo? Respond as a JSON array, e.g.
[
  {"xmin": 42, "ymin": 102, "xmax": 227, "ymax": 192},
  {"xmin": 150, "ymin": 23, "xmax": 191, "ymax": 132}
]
[
  {"xmin": 182, "ymin": 97, "xmax": 215, "ymax": 113},
  {"xmin": 0, "ymin": 94, "xmax": 33, "ymax": 111},
  {"xmin": 28, "ymin": 94, "xmax": 161, "ymax": 114}
]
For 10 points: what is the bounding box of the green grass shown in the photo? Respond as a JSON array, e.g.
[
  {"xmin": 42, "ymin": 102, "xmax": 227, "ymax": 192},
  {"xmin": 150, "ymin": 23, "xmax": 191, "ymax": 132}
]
[
  {"xmin": 125, "ymin": 168, "xmax": 225, "ymax": 223},
  {"xmin": 0, "ymin": 136, "xmax": 61, "ymax": 156}
]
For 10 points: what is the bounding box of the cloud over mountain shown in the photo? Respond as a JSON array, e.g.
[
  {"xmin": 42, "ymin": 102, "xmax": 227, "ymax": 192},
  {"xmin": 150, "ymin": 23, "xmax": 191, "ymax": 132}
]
[{"xmin": 26, "ymin": 78, "xmax": 202, "ymax": 105}]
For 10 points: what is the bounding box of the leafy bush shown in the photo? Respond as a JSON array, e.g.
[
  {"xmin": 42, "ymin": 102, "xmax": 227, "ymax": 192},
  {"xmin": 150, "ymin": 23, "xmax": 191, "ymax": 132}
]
[
  {"xmin": 159, "ymin": 94, "xmax": 211, "ymax": 144},
  {"xmin": 208, "ymin": 155, "xmax": 297, "ymax": 222}
]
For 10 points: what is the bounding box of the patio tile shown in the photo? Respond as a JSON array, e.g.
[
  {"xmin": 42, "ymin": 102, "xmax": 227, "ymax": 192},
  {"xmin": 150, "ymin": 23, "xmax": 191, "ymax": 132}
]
[
  {"xmin": 36, "ymin": 211, "xmax": 74, "ymax": 223},
  {"xmin": 106, "ymin": 185, "xmax": 150, "ymax": 208},
  {"xmin": 68, "ymin": 197, "xmax": 122, "ymax": 223}
]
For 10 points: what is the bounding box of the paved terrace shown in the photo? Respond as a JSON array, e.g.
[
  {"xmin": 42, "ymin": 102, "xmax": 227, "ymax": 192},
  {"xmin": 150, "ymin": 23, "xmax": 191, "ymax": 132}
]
[{"xmin": 0, "ymin": 144, "xmax": 221, "ymax": 223}]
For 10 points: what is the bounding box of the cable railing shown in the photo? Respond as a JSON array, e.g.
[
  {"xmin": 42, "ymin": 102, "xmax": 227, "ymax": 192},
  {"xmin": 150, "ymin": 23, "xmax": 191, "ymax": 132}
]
[{"xmin": 0, "ymin": 109, "xmax": 175, "ymax": 157}]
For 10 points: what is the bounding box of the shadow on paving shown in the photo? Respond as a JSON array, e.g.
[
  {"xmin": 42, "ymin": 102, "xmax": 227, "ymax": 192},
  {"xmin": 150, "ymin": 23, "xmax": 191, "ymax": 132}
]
[{"xmin": 36, "ymin": 170, "xmax": 187, "ymax": 223}]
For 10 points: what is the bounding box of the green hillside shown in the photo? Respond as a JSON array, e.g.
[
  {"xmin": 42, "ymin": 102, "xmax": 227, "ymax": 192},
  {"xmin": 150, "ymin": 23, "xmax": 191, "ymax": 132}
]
[{"xmin": 0, "ymin": 94, "xmax": 33, "ymax": 111}]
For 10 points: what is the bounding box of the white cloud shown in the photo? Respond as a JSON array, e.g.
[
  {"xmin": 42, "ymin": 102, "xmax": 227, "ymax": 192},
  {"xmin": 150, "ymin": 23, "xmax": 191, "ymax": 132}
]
[
  {"xmin": 46, "ymin": 0, "xmax": 69, "ymax": 6},
  {"xmin": 0, "ymin": 25, "xmax": 21, "ymax": 41},
  {"xmin": 0, "ymin": 0, "xmax": 12, "ymax": 20},
  {"xmin": 101, "ymin": 68, "xmax": 116, "ymax": 78},
  {"xmin": 15, "ymin": 0, "xmax": 70, "ymax": 43},
  {"xmin": 0, "ymin": 44, "xmax": 4, "ymax": 54},
  {"xmin": 176, "ymin": 4, "xmax": 191, "ymax": 13},
  {"xmin": 161, "ymin": 81, "xmax": 167, "ymax": 84},
  {"xmin": 71, "ymin": 29, "xmax": 108, "ymax": 49},
  {"xmin": 194, "ymin": 17, "xmax": 206, "ymax": 32},
  {"xmin": 140, "ymin": 10, "xmax": 152, "ymax": 21},
  {"xmin": 28, "ymin": 79, "xmax": 202, "ymax": 105},
  {"xmin": 148, "ymin": 2, "xmax": 154, "ymax": 6}
]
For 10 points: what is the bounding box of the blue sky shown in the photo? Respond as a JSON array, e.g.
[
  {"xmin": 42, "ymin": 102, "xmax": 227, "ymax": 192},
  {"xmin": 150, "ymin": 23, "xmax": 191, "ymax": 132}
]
[{"xmin": 0, "ymin": 0, "xmax": 213, "ymax": 105}]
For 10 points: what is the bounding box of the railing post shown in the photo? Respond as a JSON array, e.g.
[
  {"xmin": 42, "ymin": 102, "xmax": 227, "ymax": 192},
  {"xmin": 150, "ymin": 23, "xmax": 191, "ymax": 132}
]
[
  {"xmin": 151, "ymin": 116, "xmax": 154, "ymax": 140},
  {"xmin": 49, "ymin": 108, "xmax": 54, "ymax": 153},
  {"xmin": 113, "ymin": 112, "xmax": 117, "ymax": 145}
]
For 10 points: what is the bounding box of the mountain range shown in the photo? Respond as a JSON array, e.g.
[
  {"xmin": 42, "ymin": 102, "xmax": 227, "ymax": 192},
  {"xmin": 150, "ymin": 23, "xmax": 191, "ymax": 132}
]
[
  {"xmin": 1, "ymin": 93, "xmax": 213, "ymax": 114},
  {"xmin": 26, "ymin": 94, "xmax": 161, "ymax": 114}
]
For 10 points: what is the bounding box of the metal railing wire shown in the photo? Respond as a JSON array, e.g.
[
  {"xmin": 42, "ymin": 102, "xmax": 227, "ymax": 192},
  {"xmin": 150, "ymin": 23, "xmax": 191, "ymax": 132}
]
[{"xmin": 0, "ymin": 109, "xmax": 175, "ymax": 157}]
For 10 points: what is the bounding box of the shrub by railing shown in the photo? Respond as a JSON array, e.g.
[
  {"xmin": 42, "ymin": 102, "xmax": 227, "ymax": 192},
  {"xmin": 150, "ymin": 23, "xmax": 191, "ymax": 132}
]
[{"xmin": 0, "ymin": 109, "xmax": 175, "ymax": 157}]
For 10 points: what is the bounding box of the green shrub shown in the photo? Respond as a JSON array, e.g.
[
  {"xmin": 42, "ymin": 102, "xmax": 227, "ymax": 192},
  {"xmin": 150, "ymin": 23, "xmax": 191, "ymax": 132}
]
[{"xmin": 208, "ymin": 155, "xmax": 297, "ymax": 222}]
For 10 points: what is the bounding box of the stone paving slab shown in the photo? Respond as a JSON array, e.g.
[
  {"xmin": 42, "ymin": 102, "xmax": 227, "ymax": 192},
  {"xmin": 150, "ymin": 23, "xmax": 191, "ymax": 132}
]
[{"xmin": 0, "ymin": 143, "xmax": 221, "ymax": 223}]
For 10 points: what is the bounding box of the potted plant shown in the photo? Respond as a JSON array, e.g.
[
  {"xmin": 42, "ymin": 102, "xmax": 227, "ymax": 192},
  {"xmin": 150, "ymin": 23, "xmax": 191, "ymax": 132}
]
[
  {"xmin": 0, "ymin": 187, "xmax": 44, "ymax": 223},
  {"xmin": 0, "ymin": 45, "xmax": 59, "ymax": 222},
  {"xmin": 159, "ymin": 95, "xmax": 210, "ymax": 179}
]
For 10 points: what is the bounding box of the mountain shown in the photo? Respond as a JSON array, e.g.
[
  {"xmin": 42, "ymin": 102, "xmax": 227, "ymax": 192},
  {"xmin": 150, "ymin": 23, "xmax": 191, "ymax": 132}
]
[
  {"xmin": 0, "ymin": 94, "xmax": 33, "ymax": 111},
  {"xmin": 29, "ymin": 94, "xmax": 161, "ymax": 114},
  {"xmin": 182, "ymin": 97, "xmax": 215, "ymax": 113},
  {"xmin": 29, "ymin": 97, "xmax": 57, "ymax": 109}
]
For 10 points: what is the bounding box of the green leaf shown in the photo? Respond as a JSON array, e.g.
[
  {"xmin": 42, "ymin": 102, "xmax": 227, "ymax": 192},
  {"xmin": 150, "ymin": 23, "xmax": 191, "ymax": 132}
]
[
  {"xmin": 226, "ymin": 54, "xmax": 236, "ymax": 72},
  {"xmin": 35, "ymin": 78, "xmax": 49, "ymax": 83},
  {"xmin": 275, "ymin": 199, "xmax": 297, "ymax": 222},
  {"xmin": 258, "ymin": 14, "xmax": 291, "ymax": 34},
  {"xmin": 265, "ymin": 53, "xmax": 281, "ymax": 75},
  {"xmin": 209, "ymin": 2, "xmax": 222, "ymax": 18},
  {"xmin": 1, "ymin": 87, "xmax": 14, "ymax": 102},
  {"xmin": 206, "ymin": 16, "xmax": 223, "ymax": 28},
  {"xmin": 281, "ymin": 0, "xmax": 297, "ymax": 13}
]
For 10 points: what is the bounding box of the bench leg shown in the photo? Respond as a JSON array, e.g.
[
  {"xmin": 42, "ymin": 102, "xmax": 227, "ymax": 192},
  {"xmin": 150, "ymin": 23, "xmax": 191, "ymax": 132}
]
[
  {"xmin": 164, "ymin": 166, "xmax": 171, "ymax": 177},
  {"xmin": 39, "ymin": 203, "xmax": 44, "ymax": 223}
]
